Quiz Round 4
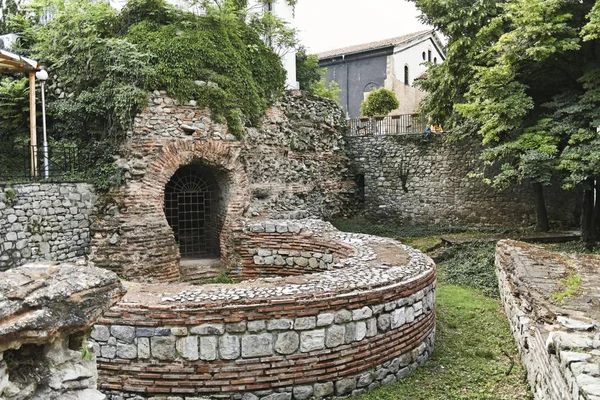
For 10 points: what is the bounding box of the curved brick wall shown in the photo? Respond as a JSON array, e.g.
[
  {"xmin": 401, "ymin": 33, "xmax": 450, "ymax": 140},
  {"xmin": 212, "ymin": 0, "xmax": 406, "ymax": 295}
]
[{"xmin": 91, "ymin": 220, "xmax": 436, "ymax": 399}]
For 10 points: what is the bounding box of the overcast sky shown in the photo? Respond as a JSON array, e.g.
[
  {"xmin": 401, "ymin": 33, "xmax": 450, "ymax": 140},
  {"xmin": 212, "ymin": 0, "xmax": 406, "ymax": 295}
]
[{"xmin": 294, "ymin": 0, "xmax": 430, "ymax": 54}]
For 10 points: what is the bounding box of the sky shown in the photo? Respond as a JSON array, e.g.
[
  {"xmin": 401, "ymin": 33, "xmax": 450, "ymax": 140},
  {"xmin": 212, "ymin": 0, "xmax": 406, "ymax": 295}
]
[{"xmin": 294, "ymin": 0, "xmax": 430, "ymax": 54}]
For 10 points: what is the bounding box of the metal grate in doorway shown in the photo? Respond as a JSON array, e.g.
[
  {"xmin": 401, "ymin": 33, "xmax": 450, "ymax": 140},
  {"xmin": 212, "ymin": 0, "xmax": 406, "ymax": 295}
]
[{"xmin": 164, "ymin": 165, "xmax": 220, "ymax": 258}]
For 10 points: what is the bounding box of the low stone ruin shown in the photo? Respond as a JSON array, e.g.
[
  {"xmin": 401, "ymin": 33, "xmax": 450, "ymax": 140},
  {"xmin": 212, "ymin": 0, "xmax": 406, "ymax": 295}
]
[
  {"xmin": 496, "ymin": 240, "xmax": 600, "ymax": 400},
  {"xmin": 92, "ymin": 220, "xmax": 436, "ymax": 400},
  {"xmin": 0, "ymin": 262, "xmax": 125, "ymax": 399}
]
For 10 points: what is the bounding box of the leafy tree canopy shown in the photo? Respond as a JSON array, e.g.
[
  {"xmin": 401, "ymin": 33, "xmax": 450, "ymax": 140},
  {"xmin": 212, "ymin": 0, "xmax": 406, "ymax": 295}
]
[{"xmin": 360, "ymin": 88, "xmax": 399, "ymax": 117}]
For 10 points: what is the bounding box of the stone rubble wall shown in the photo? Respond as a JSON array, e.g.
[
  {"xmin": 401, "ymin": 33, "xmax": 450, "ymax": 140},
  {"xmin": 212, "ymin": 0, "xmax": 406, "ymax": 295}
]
[
  {"xmin": 0, "ymin": 262, "xmax": 125, "ymax": 400},
  {"xmin": 90, "ymin": 91, "xmax": 357, "ymax": 283},
  {"xmin": 346, "ymin": 134, "xmax": 579, "ymax": 227},
  {"xmin": 496, "ymin": 240, "xmax": 600, "ymax": 400},
  {"xmin": 234, "ymin": 219, "xmax": 354, "ymax": 280},
  {"xmin": 0, "ymin": 183, "xmax": 96, "ymax": 271},
  {"xmin": 90, "ymin": 221, "xmax": 437, "ymax": 399}
]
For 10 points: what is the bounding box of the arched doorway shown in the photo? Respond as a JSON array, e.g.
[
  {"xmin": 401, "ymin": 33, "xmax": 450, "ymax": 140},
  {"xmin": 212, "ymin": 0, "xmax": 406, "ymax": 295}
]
[{"xmin": 164, "ymin": 165, "xmax": 220, "ymax": 258}]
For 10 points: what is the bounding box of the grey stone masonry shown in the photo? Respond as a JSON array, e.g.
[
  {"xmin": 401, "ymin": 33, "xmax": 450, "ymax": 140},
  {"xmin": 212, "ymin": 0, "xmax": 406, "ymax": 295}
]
[
  {"xmin": 346, "ymin": 134, "xmax": 579, "ymax": 227},
  {"xmin": 0, "ymin": 183, "xmax": 96, "ymax": 271},
  {"xmin": 496, "ymin": 240, "xmax": 600, "ymax": 400}
]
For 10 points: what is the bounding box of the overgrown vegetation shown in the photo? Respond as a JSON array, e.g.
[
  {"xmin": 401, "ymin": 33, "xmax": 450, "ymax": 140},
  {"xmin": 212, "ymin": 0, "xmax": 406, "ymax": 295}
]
[
  {"xmin": 360, "ymin": 88, "xmax": 399, "ymax": 117},
  {"xmin": 331, "ymin": 219, "xmax": 531, "ymax": 399},
  {"xmin": 409, "ymin": 0, "xmax": 600, "ymax": 243},
  {"xmin": 295, "ymin": 47, "xmax": 341, "ymax": 103},
  {"xmin": 437, "ymin": 242, "xmax": 498, "ymax": 298},
  {"xmin": 1, "ymin": 0, "xmax": 293, "ymax": 189},
  {"xmin": 553, "ymin": 272, "xmax": 582, "ymax": 303}
]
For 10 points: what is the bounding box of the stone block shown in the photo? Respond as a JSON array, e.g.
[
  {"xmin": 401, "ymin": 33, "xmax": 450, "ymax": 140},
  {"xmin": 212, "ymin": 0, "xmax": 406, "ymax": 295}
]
[
  {"xmin": 292, "ymin": 385, "xmax": 313, "ymax": 400},
  {"xmin": 275, "ymin": 332, "xmax": 299, "ymax": 355},
  {"xmin": 176, "ymin": 336, "xmax": 199, "ymax": 361},
  {"xmin": 316, "ymin": 313, "xmax": 334, "ymax": 327},
  {"xmin": 325, "ymin": 325, "xmax": 344, "ymax": 348},
  {"xmin": 134, "ymin": 328, "xmax": 154, "ymax": 337},
  {"xmin": 190, "ymin": 323, "xmax": 224, "ymax": 335},
  {"xmin": 116, "ymin": 343, "xmax": 137, "ymax": 359},
  {"xmin": 248, "ymin": 320, "xmax": 266, "ymax": 332},
  {"xmin": 313, "ymin": 382, "xmax": 334, "ymax": 398},
  {"xmin": 268, "ymin": 319, "xmax": 293, "ymax": 331},
  {"xmin": 263, "ymin": 393, "xmax": 291, "ymax": 400},
  {"xmin": 391, "ymin": 308, "xmax": 406, "ymax": 329},
  {"xmin": 334, "ymin": 309, "xmax": 352, "ymax": 323},
  {"xmin": 355, "ymin": 321, "xmax": 367, "ymax": 341},
  {"xmin": 201, "ymin": 336, "xmax": 219, "ymax": 360},
  {"xmin": 335, "ymin": 377, "xmax": 356, "ymax": 395},
  {"xmin": 100, "ymin": 345, "xmax": 116, "ymax": 359},
  {"xmin": 111, "ymin": 326, "xmax": 135, "ymax": 343},
  {"xmin": 226, "ymin": 322, "xmax": 247, "ymax": 333},
  {"xmin": 242, "ymin": 334, "xmax": 273, "ymax": 358},
  {"xmin": 294, "ymin": 317, "xmax": 316, "ymax": 330},
  {"xmin": 137, "ymin": 338, "xmax": 150, "ymax": 359},
  {"xmin": 352, "ymin": 306, "xmax": 373, "ymax": 321},
  {"xmin": 219, "ymin": 334, "xmax": 240, "ymax": 360},
  {"xmin": 300, "ymin": 329, "xmax": 325, "ymax": 352},
  {"xmin": 150, "ymin": 336, "xmax": 177, "ymax": 360},
  {"xmin": 90, "ymin": 325, "xmax": 110, "ymax": 342}
]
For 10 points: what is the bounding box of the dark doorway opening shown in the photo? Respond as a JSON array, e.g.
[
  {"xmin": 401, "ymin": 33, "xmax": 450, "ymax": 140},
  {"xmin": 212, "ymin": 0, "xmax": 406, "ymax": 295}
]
[{"xmin": 164, "ymin": 165, "xmax": 220, "ymax": 258}]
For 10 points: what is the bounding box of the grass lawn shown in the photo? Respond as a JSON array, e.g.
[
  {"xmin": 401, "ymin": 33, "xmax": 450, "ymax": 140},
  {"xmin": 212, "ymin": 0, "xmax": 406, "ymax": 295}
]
[
  {"xmin": 330, "ymin": 219, "xmax": 532, "ymax": 399},
  {"xmin": 358, "ymin": 282, "xmax": 530, "ymax": 400}
]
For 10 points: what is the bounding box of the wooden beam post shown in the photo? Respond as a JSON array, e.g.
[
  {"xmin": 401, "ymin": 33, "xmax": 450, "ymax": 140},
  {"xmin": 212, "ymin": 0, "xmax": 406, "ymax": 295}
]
[{"xmin": 29, "ymin": 71, "xmax": 37, "ymax": 178}]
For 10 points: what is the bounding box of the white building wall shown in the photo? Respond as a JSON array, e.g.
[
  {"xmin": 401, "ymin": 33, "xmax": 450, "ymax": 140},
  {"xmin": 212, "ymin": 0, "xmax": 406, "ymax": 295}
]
[{"xmin": 392, "ymin": 38, "xmax": 443, "ymax": 86}]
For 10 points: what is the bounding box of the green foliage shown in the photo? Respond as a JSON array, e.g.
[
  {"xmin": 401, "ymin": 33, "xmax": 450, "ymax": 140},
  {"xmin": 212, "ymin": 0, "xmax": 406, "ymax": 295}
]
[
  {"xmin": 312, "ymin": 79, "xmax": 340, "ymax": 103},
  {"xmin": 4, "ymin": 188, "xmax": 17, "ymax": 207},
  {"xmin": 437, "ymin": 243, "xmax": 499, "ymax": 298},
  {"xmin": 1, "ymin": 0, "xmax": 291, "ymax": 189},
  {"xmin": 360, "ymin": 88, "xmax": 399, "ymax": 117},
  {"xmin": 0, "ymin": 78, "xmax": 30, "ymax": 144},
  {"xmin": 296, "ymin": 47, "xmax": 321, "ymax": 92},
  {"xmin": 552, "ymin": 272, "xmax": 581, "ymax": 302}
]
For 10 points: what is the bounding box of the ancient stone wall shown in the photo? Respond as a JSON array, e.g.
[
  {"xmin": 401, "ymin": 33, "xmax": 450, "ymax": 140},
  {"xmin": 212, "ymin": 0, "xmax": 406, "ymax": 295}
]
[
  {"xmin": 0, "ymin": 262, "xmax": 125, "ymax": 400},
  {"xmin": 0, "ymin": 183, "xmax": 96, "ymax": 271},
  {"xmin": 91, "ymin": 91, "xmax": 356, "ymax": 283},
  {"xmin": 496, "ymin": 240, "xmax": 600, "ymax": 400},
  {"xmin": 234, "ymin": 219, "xmax": 353, "ymax": 280},
  {"xmin": 90, "ymin": 220, "xmax": 436, "ymax": 399},
  {"xmin": 346, "ymin": 133, "xmax": 579, "ymax": 227}
]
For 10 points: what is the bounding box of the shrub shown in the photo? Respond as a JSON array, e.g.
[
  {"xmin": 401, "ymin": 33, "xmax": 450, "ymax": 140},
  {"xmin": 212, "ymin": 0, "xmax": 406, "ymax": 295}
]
[{"xmin": 360, "ymin": 88, "xmax": 399, "ymax": 117}]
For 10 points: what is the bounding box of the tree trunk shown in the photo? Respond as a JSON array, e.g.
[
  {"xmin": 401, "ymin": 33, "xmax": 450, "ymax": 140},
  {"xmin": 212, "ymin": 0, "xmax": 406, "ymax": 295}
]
[
  {"xmin": 533, "ymin": 182, "xmax": 549, "ymax": 232},
  {"xmin": 594, "ymin": 178, "xmax": 600, "ymax": 238},
  {"xmin": 581, "ymin": 177, "xmax": 596, "ymax": 250}
]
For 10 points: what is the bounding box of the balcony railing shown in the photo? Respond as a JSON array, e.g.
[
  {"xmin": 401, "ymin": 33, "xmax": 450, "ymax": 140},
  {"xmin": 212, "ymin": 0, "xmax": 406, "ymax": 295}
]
[{"xmin": 347, "ymin": 114, "xmax": 429, "ymax": 136}]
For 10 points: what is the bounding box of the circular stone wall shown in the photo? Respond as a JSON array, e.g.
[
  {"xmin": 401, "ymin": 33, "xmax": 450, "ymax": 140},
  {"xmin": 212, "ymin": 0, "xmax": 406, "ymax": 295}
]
[{"xmin": 91, "ymin": 219, "xmax": 436, "ymax": 400}]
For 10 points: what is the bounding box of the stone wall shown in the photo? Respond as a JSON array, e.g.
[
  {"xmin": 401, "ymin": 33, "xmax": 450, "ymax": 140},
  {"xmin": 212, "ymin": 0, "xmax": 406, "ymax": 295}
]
[
  {"xmin": 90, "ymin": 220, "xmax": 437, "ymax": 399},
  {"xmin": 91, "ymin": 91, "xmax": 356, "ymax": 283},
  {"xmin": 496, "ymin": 240, "xmax": 600, "ymax": 400},
  {"xmin": 346, "ymin": 133, "xmax": 579, "ymax": 227},
  {"xmin": 234, "ymin": 219, "xmax": 353, "ymax": 280},
  {"xmin": 0, "ymin": 183, "xmax": 96, "ymax": 271},
  {"xmin": 0, "ymin": 262, "xmax": 125, "ymax": 400}
]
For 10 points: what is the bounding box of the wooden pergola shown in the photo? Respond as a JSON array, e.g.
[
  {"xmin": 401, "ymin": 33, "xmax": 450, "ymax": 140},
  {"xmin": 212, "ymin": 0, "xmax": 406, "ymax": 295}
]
[{"xmin": 0, "ymin": 49, "xmax": 44, "ymax": 177}]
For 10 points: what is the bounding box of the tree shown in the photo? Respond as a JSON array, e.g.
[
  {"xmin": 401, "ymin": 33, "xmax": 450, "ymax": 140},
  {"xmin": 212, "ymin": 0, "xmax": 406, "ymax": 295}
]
[
  {"xmin": 411, "ymin": 0, "xmax": 600, "ymax": 239},
  {"xmin": 360, "ymin": 88, "xmax": 399, "ymax": 117}
]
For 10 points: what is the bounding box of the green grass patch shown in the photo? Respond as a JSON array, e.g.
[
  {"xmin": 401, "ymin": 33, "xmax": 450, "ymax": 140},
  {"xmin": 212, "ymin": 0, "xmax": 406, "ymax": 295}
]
[
  {"xmin": 553, "ymin": 272, "xmax": 581, "ymax": 303},
  {"xmin": 331, "ymin": 218, "xmax": 531, "ymax": 399},
  {"xmin": 358, "ymin": 284, "xmax": 530, "ymax": 400},
  {"xmin": 437, "ymin": 243, "xmax": 499, "ymax": 298}
]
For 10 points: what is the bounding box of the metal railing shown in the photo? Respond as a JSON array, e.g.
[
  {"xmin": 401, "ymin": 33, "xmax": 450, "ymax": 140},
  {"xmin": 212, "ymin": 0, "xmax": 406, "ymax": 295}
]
[
  {"xmin": 0, "ymin": 145, "xmax": 84, "ymax": 182},
  {"xmin": 347, "ymin": 114, "xmax": 429, "ymax": 136}
]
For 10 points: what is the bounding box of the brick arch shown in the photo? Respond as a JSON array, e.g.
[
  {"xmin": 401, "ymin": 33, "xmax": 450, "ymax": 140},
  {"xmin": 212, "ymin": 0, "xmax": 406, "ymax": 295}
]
[{"xmin": 91, "ymin": 139, "xmax": 250, "ymax": 284}]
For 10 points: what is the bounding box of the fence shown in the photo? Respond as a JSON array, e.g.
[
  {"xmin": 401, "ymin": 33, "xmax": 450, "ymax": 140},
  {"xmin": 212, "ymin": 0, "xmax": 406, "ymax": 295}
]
[
  {"xmin": 347, "ymin": 114, "xmax": 428, "ymax": 136},
  {"xmin": 0, "ymin": 145, "xmax": 85, "ymax": 182}
]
